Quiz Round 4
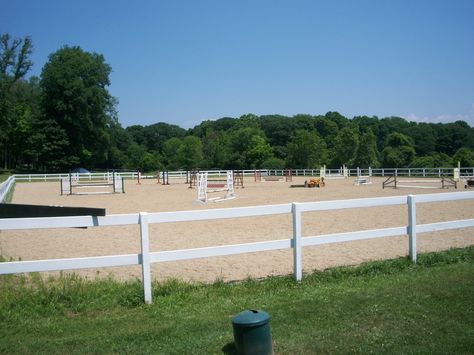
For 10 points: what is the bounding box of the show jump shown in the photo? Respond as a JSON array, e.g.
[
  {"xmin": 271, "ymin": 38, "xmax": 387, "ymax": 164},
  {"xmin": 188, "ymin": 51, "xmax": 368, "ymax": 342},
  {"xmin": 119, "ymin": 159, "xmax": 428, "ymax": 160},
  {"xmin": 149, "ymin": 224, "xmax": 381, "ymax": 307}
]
[
  {"xmin": 382, "ymin": 175, "xmax": 457, "ymax": 190},
  {"xmin": 60, "ymin": 172, "xmax": 125, "ymax": 195}
]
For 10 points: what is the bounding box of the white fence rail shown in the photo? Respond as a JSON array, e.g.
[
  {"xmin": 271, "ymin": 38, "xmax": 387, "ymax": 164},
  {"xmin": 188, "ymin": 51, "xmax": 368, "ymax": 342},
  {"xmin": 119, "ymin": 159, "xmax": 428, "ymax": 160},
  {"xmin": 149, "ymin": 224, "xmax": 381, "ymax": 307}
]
[
  {"xmin": 13, "ymin": 171, "xmax": 138, "ymax": 182},
  {"xmin": 11, "ymin": 166, "xmax": 474, "ymax": 183},
  {"xmin": 0, "ymin": 176, "xmax": 16, "ymax": 203},
  {"xmin": 1, "ymin": 191, "xmax": 474, "ymax": 304}
]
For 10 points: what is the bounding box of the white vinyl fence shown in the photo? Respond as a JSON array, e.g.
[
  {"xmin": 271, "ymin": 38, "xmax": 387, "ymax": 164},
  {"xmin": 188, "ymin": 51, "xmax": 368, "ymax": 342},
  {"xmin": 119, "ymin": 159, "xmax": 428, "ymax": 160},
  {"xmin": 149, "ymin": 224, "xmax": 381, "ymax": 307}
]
[
  {"xmin": 13, "ymin": 171, "xmax": 138, "ymax": 182},
  {"xmin": 0, "ymin": 176, "xmax": 16, "ymax": 203},
  {"xmin": 11, "ymin": 166, "xmax": 474, "ymax": 183},
  {"xmin": 1, "ymin": 191, "xmax": 474, "ymax": 304}
]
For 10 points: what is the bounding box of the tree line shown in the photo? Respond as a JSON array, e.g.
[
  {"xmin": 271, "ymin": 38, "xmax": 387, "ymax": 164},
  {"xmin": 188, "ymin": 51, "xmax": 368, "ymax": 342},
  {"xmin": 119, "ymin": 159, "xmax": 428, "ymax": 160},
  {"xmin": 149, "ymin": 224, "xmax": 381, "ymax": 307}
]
[{"xmin": 1, "ymin": 33, "xmax": 474, "ymax": 173}]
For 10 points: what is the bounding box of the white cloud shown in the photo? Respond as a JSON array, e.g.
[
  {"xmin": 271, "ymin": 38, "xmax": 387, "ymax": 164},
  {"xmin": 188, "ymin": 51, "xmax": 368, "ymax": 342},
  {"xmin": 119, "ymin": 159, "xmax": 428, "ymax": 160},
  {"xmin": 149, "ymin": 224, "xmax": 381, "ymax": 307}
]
[{"xmin": 405, "ymin": 104, "xmax": 474, "ymax": 126}]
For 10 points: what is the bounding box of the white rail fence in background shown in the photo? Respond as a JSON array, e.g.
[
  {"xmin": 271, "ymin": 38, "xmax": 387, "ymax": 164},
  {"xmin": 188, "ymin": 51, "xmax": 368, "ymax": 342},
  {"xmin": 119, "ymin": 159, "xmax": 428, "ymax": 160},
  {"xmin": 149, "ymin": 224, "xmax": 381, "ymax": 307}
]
[
  {"xmin": 10, "ymin": 166, "xmax": 474, "ymax": 183},
  {"xmin": 1, "ymin": 191, "xmax": 473, "ymax": 304},
  {"xmin": 13, "ymin": 171, "xmax": 138, "ymax": 182},
  {"xmin": 4, "ymin": 166, "xmax": 470, "ymax": 201}
]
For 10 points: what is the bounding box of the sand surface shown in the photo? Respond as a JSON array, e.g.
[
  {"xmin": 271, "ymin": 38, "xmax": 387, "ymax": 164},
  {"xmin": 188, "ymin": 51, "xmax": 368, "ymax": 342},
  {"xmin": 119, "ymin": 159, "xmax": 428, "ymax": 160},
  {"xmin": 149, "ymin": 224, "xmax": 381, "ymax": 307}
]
[{"xmin": 1, "ymin": 176, "xmax": 473, "ymax": 282}]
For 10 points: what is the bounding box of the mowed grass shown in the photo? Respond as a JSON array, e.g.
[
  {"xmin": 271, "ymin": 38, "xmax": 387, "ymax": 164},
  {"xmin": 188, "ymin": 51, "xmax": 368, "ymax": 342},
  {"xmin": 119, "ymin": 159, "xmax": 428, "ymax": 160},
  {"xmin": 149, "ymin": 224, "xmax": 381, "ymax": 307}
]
[{"xmin": 1, "ymin": 246, "xmax": 474, "ymax": 354}]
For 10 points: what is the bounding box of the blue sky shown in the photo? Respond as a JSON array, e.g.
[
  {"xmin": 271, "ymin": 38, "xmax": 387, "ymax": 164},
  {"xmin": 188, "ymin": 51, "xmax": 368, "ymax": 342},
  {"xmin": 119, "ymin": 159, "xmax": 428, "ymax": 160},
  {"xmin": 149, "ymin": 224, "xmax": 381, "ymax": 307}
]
[{"xmin": 2, "ymin": 0, "xmax": 474, "ymax": 128}]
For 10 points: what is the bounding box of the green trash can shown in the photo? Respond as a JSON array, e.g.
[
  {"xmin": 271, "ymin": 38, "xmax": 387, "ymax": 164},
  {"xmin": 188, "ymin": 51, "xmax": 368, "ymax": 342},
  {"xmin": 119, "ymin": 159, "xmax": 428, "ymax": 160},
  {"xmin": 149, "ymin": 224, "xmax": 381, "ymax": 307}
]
[{"xmin": 232, "ymin": 309, "xmax": 272, "ymax": 355}]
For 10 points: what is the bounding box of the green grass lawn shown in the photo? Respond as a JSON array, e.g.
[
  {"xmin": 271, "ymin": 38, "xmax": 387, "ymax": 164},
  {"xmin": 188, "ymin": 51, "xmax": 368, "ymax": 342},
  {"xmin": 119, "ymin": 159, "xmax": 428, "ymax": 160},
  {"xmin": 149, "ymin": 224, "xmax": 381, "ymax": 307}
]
[
  {"xmin": 1, "ymin": 246, "xmax": 473, "ymax": 354},
  {"xmin": 0, "ymin": 173, "xmax": 10, "ymax": 183}
]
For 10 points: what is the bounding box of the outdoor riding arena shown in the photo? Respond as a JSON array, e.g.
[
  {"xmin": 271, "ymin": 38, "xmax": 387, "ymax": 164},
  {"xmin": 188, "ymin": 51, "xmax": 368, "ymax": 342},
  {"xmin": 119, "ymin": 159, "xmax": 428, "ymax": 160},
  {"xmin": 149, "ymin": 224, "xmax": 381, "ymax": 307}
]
[{"xmin": 1, "ymin": 174, "xmax": 474, "ymax": 283}]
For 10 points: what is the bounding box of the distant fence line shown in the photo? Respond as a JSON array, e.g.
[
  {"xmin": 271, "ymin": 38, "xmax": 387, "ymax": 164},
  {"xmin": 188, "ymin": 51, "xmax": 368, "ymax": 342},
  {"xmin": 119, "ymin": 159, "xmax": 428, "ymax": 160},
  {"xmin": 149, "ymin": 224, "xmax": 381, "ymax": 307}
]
[
  {"xmin": 9, "ymin": 166, "xmax": 474, "ymax": 183},
  {"xmin": 2, "ymin": 167, "xmax": 473, "ymax": 203},
  {"xmin": 1, "ymin": 190, "xmax": 474, "ymax": 304}
]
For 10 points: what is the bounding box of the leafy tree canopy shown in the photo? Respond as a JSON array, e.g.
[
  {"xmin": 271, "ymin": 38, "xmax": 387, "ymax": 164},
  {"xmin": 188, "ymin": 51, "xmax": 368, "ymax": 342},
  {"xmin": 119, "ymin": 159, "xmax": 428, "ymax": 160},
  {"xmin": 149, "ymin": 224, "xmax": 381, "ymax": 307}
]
[
  {"xmin": 286, "ymin": 129, "xmax": 328, "ymax": 169},
  {"xmin": 3, "ymin": 32, "xmax": 474, "ymax": 172},
  {"xmin": 40, "ymin": 45, "xmax": 115, "ymax": 168}
]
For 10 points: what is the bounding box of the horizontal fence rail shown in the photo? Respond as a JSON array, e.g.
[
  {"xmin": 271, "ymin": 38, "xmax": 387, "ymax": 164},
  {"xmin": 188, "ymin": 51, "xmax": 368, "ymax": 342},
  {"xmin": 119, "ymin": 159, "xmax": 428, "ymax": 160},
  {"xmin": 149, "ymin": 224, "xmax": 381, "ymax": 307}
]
[
  {"xmin": 0, "ymin": 176, "xmax": 16, "ymax": 203},
  {"xmin": 1, "ymin": 190, "xmax": 474, "ymax": 304},
  {"xmin": 13, "ymin": 172, "xmax": 138, "ymax": 182},
  {"xmin": 11, "ymin": 166, "xmax": 474, "ymax": 182}
]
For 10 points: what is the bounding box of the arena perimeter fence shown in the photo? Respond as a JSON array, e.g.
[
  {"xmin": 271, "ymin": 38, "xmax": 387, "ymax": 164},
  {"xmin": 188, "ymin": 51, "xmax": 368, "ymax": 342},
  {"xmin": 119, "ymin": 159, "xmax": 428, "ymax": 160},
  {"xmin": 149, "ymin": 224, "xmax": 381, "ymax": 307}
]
[
  {"xmin": 9, "ymin": 167, "xmax": 474, "ymax": 183},
  {"xmin": 0, "ymin": 176, "xmax": 16, "ymax": 203},
  {"xmin": 1, "ymin": 190, "xmax": 473, "ymax": 304}
]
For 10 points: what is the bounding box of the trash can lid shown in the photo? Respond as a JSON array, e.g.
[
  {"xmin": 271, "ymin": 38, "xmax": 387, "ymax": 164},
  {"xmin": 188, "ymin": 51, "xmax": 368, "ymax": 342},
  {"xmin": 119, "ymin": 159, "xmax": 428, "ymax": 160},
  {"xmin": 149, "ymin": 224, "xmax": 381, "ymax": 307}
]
[{"xmin": 232, "ymin": 309, "xmax": 270, "ymax": 327}]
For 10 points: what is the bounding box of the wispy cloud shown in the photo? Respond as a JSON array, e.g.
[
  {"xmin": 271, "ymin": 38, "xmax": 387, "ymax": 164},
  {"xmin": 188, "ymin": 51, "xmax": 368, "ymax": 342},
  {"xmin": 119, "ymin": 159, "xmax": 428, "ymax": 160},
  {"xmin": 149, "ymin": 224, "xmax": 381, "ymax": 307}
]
[{"xmin": 406, "ymin": 104, "xmax": 474, "ymax": 126}]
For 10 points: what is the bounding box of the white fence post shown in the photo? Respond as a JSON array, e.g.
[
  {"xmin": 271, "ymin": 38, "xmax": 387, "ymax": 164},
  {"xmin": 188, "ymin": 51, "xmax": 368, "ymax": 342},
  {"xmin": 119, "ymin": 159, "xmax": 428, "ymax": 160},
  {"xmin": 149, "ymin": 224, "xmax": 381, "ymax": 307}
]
[
  {"xmin": 407, "ymin": 195, "xmax": 417, "ymax": 263},
  {"xmin": 139, "ymin": 212, "xmax": 152, "ymax": 304},
  {"xmin": 292, "ymin": 202, "xmax": 302, "ymax": 281}
]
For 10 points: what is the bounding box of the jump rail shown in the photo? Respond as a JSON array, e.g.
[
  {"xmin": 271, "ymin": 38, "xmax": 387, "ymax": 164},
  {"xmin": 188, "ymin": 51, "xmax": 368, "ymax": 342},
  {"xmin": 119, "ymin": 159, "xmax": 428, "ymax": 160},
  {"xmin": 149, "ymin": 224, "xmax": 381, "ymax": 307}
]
[
  {"xmin": 1, "ymin": 191, "xmax": 474, "ymax": 304},
  {"xmin": 60, "ymin": 172, "xmax": 125, "ymax": 195},
  {"xmin": 383, "ymin": 175, "xmax": 458, "ymax": 190}
]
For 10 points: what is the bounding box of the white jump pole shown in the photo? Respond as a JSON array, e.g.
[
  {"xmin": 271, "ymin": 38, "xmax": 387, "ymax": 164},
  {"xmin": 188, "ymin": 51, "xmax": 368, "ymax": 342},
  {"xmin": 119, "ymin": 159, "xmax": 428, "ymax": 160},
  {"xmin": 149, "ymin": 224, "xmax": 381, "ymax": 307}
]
[
  {"xmin": 197, "ymin": 172, "xmax": 208, "ymax": 202},
  {"xmin": 454, "ymin": 161, "xmax": 460, "ymax": 182}
]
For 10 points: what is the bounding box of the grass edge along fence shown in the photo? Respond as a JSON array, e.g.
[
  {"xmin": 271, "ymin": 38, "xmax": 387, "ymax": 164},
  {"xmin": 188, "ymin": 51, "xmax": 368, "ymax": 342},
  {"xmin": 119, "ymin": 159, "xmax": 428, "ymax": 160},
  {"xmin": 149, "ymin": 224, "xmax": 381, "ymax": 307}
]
[
  {"xmin": 2, "ymin": 247, "xmax": 473, "ymax": 354},
  {"xmin": 1, "ymin": 190, "xmax": 474, "ymax": 304}
]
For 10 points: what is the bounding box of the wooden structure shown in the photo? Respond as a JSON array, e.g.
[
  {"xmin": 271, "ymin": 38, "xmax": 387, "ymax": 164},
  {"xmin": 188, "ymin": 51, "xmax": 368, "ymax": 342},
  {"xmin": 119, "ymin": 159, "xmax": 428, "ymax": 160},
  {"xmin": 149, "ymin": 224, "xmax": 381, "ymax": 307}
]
[
  {"xmin": 383, "ymin": 175, "xmax": 457, "ymax": 189},
  {"xmin": 233, "ymin": 170, "xmax": 244, "ymax": 188},
  {"xmin": 254, "ymin": 170, "xmax": 262, "ymax": 182},
  {"xmin": 188, "ymin": 170, "xmax": 198, "ymax": 188},
  {"xmin": 464, "ymin": 178, "xmax": 474, "ymax": 189}
]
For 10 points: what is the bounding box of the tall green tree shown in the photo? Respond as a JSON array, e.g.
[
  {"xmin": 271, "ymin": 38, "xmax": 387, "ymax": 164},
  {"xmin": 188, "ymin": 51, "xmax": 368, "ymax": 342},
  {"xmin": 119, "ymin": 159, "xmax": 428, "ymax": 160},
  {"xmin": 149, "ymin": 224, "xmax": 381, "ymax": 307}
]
[
  {"xmin": 39, "ymin": 46, "xmax": 115, "ymax": 168},
  {"xmin": 405, "ymin": 123, "xmax": 437, "ymax": 156},
  {"xmin": 382, "ymin": 132, "xmax": 416, "ymax": 168},
  {"xmin": 126, "ymin": 143, "xmax": 160, "ymax": 172},
  {"xmin": 324, "ymin": 111, "xmax": 348, "ymax": 129},
  {"xmin": 32, "ymin": 118, "xmax": 76, "ymax": 171},
  {"xmin": 258, "ymin": 114, "xmax": 294, "ymax": 159},
  {"xmin": 453, "ymin": 148, "xmax": 474, "ymax": 167},
  {"xmin": 331, "ymin": 127, "xmax": 359, "ymax": 168},
  {"xmin": 227, "ymin": 128, "xmax": 250, "ymax": 169},
  {"xmin": 293, "ymin": 114, "xmax": 315, "ymax": 131},
  {"xmin": 0, "ymin": 33, "xmax": 34, "ymax": 169},
  {"xmin": 3, "ymin": 77, "xmax": 41, "ymax": 170},
  {"xmin": 410, "ymin": 152, "xmax": 452, "ymax": 168},
  {"xmin": 435, "ymin": 121, "xmax": 474, "ymax": 155},
  {"xmin": 235, "ymin": 113, "xmax": 260, "ymax": 129},
  {"xmin": 353, "ymin": 129, "xmax": 379, "ymax": 168},
  {"xmin": 314, "ymin": 116, "xmax": 339, "ymax": 149},
  {"xmin": 178, "ymin": 136, "xmax": 203, "ymax": 170},
  {"xmin": 245, "ymin": 135, "xmax": 273, "ymax": 168},
  {"xmin": 163, "ymin": 137, "xmax": 183, "ymax": 170},
  {"xmin": 286, "ymin": 129, "xmax": 328, "ymax": 168},
  {"xmin": 126, "ymin": 122, "xmax": 186, "ymax": 153},
  {"xmin": 201, "ymin": 129, "xmax": 229, "ymax": 169},
  {"xmin": 107, "ymin": 120, "xmax": 133, "ymax": 169}
]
